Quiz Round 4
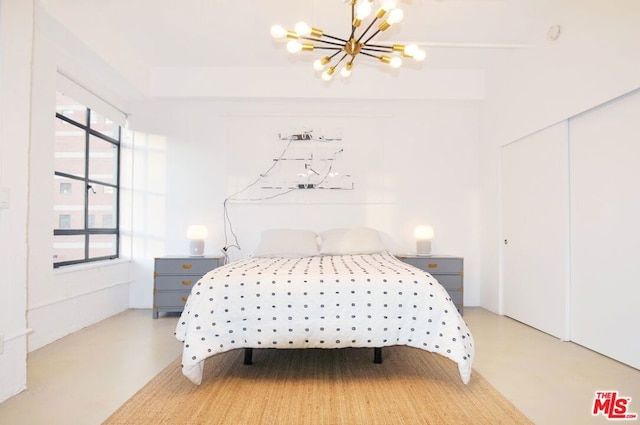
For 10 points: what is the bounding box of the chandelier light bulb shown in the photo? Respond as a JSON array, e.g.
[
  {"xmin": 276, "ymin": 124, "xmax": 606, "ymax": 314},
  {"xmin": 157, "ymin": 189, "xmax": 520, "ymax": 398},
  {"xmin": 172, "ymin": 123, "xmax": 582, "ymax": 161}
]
[
  {"xmin": 314, "ymin": 56, "xmax": 331, "ymax": 71},
  {"xmin": 286, "ymin": 40, "xmax": 303, "ymax": 53},
  {"xmin": 294, "ymin": 21, "xmax": 311, "ymax": 36},
  {"xmin": 390, "ymin": 56, "xmax": 402, "ymax": 68},
  {"xmin": 355, "ymin": 1, "xmax": 372, "ymax": 20},
  {"xmin": 387, "ymin": 8, "xmax": 404, "ymax": 25},
  {"xmin": 382, "ymin": 0, "xmax": 397, "ymax": 10},
  {"xmin": 270, "ymin": 25, "xmax": 287, "ymax": 39},
  {"xmin": 404, "ymin": 43, "xmax": 419, "ymax": 57},
  {"xmin": 340, "ymin": 62, "xmax": 353, "ymax": 78},
  {"xmin": 414, "ymin": 49, "xmax": 427, "ymax": 61},
  {"xmin": 321, "ymin": 67, "xmax": 336, "ymax": 81}
]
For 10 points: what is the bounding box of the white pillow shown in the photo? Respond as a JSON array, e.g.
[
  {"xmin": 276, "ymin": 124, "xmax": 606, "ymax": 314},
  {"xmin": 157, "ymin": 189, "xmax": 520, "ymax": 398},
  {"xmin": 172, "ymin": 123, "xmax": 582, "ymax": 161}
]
[
  {"xmin": 319, "ymin": 227, "xmax": 388, "ymax": 255},
  {"xmin": 253, "ymin": 229, "xmax": 319, "ymax": 258}
]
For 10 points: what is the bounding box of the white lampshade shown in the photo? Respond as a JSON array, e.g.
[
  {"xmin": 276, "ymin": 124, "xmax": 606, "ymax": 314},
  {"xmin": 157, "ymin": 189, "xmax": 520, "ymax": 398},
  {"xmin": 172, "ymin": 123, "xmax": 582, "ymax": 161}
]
[
  {"xmin": 187, "ymin": 225, "xmax": 208, "ymax": 256},
  {"xmin": 414, "ymin": 225, "xmax": 434, "ymax": 240},
  {"xmin": 187, "ymin": 225, "xmax": 208, "ymax": 240},
  {"xmin": 414, "ymin": 225, "xmax": 434, "ymax": 255}
]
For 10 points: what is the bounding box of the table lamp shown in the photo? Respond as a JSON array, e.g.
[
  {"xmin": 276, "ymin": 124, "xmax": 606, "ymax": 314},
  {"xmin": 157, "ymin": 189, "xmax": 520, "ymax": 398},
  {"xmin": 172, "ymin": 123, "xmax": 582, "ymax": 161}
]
[
  {"xmin": 414, "ymin": 225, "xmax": 434, "ymax": 255},
  {"xmin": 187, "ymin": 225, "xmax": 208, "ymax": 256}
]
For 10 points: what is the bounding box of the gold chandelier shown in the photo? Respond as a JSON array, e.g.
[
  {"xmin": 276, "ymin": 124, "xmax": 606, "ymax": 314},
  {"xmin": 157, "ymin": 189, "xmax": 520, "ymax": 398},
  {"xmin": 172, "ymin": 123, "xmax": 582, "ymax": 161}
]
[{"xmin": 270, "ymin": 0, "xmax": 426, "ymax": 81}]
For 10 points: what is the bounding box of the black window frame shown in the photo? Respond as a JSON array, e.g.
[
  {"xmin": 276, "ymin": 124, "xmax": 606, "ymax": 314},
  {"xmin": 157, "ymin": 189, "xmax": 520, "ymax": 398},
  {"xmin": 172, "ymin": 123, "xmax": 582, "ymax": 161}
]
[{"xmin": 53, "ymin": 99, "xmax": 121, "ymax": 268}]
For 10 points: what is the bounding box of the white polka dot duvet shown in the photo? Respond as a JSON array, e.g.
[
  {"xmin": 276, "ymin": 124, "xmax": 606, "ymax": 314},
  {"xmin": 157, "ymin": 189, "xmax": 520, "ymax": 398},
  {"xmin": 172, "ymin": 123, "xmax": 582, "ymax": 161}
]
[{"xmin": 175, "ymin": 251, "xmax": 475, "ymax": 384}]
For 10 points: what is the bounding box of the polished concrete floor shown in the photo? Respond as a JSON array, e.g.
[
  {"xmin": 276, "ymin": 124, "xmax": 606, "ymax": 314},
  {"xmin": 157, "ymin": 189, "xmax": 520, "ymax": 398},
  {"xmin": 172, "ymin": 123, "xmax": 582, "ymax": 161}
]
[{"xmin": 0, "ymin": 307, "xmax": 638, "ymax": 425}]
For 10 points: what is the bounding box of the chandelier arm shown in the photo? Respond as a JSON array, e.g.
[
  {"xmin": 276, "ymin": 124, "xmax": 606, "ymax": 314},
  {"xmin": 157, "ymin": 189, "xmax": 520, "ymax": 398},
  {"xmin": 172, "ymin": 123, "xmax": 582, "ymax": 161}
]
[
  {"xmin": 361, "ymin": 46, "xmax": 394, "ymax": 53},
  {"xmin": 355, "ymin": 17, "xmax": 381, "ymax": 45},
  {"xmin": 350, "ymin": 26, "xmax": 357, "ymax": 41},
  {"xmin": 349, "ymin": 2, "xmax": 357, "ymax": 40},
  {"xmin": 314, "ymin": 47, "xmax": 344, "ymax": 51},
  {"xmin": 335, "ymin": 53, "xmax": 349, "ymax": 67},
  {"xmin": 321, "ymin": 33, "xmax": 350, "ymax": 43},
  {"xmin": 363, "ymin": 43, "xmax": 394, "ymax": 50},
  {"xmin": 300, "ymin": 37, "xmax": 346, "ymax": 49},
  {"xmin": 359, "ymin": 51, "xmax": 381, "ymax": 60},
  {"xmin": 362, "ymin": 29, "xmax": 382, "ymax": 46}
]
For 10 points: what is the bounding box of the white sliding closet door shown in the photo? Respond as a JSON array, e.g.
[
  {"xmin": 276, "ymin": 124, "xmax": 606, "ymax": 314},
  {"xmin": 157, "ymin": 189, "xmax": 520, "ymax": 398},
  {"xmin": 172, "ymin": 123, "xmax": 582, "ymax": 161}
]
[
  {"xmin": 570, "ymin": 91, "xmax": 640, "ymax": 369},
  {"xmin": 501, "ymin": 123, "xmax": 569, "ymax": 339}
]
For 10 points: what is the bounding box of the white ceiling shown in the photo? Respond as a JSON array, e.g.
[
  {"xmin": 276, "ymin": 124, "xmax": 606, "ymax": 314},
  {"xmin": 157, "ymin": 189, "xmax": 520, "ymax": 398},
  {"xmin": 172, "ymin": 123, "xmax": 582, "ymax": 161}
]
[{"xmin": 38, "ymin": 0, "xmax": 539, "ymax": 72}]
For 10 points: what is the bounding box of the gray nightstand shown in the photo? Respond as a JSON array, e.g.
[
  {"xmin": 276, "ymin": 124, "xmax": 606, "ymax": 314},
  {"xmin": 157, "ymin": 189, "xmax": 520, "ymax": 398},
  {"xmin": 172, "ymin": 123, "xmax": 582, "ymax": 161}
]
[
  {"xmin": 396, "ymin": 254, "xmax": 464, "ymax": 315},
  {"xmin": 153, "ymin": 255, "xmax": 224, "ymax": 318}
]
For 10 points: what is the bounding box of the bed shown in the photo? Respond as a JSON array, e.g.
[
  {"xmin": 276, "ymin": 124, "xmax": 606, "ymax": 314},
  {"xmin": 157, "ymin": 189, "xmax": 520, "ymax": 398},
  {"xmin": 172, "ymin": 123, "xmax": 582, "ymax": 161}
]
[{"xmin": 174, "ymin": 228, "xmax": 475, "ymax": 385}]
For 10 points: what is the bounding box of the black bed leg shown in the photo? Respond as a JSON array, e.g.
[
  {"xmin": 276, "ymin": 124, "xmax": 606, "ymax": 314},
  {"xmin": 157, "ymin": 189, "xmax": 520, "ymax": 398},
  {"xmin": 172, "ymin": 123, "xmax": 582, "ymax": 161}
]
[
  {"xmin": 244, "ymin": 348, "xmax": 253, "ymax": 365},
  {"xmin": 373, "ymin": 347, "xmax": 383, "ymax": 364}
]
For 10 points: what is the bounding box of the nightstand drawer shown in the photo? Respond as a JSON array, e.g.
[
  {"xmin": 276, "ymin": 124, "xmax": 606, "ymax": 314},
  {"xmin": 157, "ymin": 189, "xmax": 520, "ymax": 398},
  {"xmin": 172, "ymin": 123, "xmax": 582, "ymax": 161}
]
[
  {"xmin": 154, "ymin": 275, "xmax": 200, "ymax": 290},
  {"xmin": 155, "ymin": 258, "xmax": 219, "ymax": 275},
  {"xmin": 432, "ymin": 274, "xmax": 462, "ymax": 291},
  {"xmin": 399, "ymin": 257, "xmax": 463, "ymax": 274},
  {"xmin": 154, "ymin": 291, "xmax": 191, "ymax": 307}
]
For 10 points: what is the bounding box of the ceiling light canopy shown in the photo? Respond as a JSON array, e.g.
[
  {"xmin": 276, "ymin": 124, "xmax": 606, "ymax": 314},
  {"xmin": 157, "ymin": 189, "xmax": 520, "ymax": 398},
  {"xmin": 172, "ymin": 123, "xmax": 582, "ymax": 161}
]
[{"xmin": 271, "ymin": 0, "xmax": 426, "ymax": 81}]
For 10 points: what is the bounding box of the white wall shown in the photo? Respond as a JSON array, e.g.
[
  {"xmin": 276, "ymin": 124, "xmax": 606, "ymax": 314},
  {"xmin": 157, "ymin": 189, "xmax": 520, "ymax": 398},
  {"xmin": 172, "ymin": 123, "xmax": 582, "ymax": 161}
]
[
  {"xmin": 0, "ymin": 0, "xmax": 33, "ymax": 403},
  {"xmin": 22, "ymin": 5, "xmax": 139, "ymax": 354},
  {"xmin": 127, "ymin": 98, "xmax": 482, "ymax": 310},
  {"xmin": 479, "ymin": 0, "xmax": 640, "ymax": 312}
]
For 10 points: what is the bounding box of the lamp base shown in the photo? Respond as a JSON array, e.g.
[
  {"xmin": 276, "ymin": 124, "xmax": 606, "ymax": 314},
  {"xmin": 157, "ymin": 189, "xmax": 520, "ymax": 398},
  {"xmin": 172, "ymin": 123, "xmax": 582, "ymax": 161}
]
[
  {"xmin": 416, "ymin": 240, "xmax": 431, "ymax": 255},
  {"xmin": 189, "ymin": 240, "xmax": 205, "ymax": 256}
]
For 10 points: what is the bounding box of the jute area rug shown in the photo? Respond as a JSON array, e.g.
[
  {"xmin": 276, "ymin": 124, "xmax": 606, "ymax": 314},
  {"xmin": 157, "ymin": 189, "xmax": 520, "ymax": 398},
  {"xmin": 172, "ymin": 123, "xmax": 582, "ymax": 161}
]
[{"xmin": 104, "ymin": 346, "xmax": 532, "ymax": 425}]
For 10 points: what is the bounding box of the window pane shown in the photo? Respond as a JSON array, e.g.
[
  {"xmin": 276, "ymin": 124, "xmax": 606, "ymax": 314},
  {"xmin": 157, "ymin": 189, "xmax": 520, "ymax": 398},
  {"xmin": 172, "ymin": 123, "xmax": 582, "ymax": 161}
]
[
  {"xmin": 88, "ymin": 182, "xmax": 117, "ymax": 229},
  {"xmin": 59, "ymin": 182, "xmax": 72, "ymax": 194},
  {"xmin": 53, "ymin": 234, "xmax": 85, "ymax": 263},
  {"xmin": 59, "ymin": 214, "xmax": 71, "ymax": 229},
  {"xmin": 89, "ymin": 234, "xmax": 117, "ymax": 258},
  {"xmin": 56, "ymin": 92, "xmax": 87, "ymax": 125},
  {"xmin": 89, "ymin": 135, "xmax": 118, "ymax": 185},
  {"xmin": 90, "ymin": 110, "xmax": 119, "ymax": 140},
  {"xmin": 55, "ymin": 119, "xmax": 86, "ymax": 178},
  {"xmin": 53, "ymin": 176, "xmax": 85, "ymax": 229}
]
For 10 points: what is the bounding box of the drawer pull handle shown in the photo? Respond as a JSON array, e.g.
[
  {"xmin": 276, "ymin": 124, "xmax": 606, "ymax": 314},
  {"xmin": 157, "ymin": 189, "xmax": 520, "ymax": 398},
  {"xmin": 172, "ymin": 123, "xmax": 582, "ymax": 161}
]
[
  {"xmin": 181, "ymin": 296, "xmax": 188, "ymax": 302},
  {"xmin": 181, "ymin": 280, "xmax": 192, "ymax": 286},
  {"xmin": 428, "ymin": 263, "xmax": 438, "ymax": 269},
  {"xmin": 182, "ymin": 264, "xmax": 193, "ymax": 270}
]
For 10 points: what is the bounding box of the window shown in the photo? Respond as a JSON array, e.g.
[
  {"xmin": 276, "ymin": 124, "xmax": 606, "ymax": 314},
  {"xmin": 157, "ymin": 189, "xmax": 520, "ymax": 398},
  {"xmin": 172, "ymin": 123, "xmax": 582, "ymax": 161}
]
[
  {"xmin": 59, "ymin": 182, "xmax": 72, "ymax": 194},
  {"xmin": 102, "ymin": 214, "xmax": 114, "ymax": 228},
  {"xmin": 59, "ymin": 214, "xmax": 71, "ymax": 229},
  {"xmin": 53, "ymin": 91, "xmax": 121, "ymax": 267}
]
